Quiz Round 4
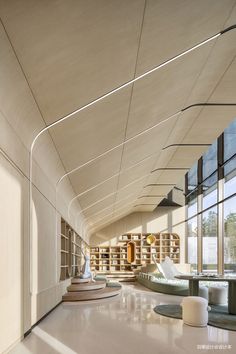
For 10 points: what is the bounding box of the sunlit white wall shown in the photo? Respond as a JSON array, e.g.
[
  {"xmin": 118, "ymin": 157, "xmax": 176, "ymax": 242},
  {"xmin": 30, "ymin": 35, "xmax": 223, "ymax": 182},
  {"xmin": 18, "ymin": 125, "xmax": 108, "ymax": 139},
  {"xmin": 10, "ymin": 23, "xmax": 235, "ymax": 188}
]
[
  {"xmin": 0, "ymin": 154, "xmax": 23, "ymax": 353},
  {"xmin": 0, "ymin": 20, "xmax": 88, "ymax": 353}
]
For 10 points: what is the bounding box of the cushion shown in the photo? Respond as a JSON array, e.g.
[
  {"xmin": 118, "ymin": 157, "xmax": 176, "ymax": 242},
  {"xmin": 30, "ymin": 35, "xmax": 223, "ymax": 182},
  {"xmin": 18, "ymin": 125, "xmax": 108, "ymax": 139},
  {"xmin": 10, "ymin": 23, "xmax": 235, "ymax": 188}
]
[
  {"xmin": 160, "ymin": 256, "xmax": 181, "ymax": 280},
  {"xmin": 152, "ymin": 254, "xmax": 165, "ymax": 278}
]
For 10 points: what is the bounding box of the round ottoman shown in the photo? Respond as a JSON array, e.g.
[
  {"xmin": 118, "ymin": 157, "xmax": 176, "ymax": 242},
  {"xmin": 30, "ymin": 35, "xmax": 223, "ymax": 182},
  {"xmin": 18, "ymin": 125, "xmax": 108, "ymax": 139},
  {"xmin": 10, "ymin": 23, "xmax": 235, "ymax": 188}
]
[
  {"xmin": 209, "ymin": 286, "xmax": 228, "ymax": 305},
  {"xmin": 181, "ymin": 296, "xmax": 210, "ymax": 327},
  {"xmin": 199, "ymin": 286, "xmax": 208, "ymax": 300}
]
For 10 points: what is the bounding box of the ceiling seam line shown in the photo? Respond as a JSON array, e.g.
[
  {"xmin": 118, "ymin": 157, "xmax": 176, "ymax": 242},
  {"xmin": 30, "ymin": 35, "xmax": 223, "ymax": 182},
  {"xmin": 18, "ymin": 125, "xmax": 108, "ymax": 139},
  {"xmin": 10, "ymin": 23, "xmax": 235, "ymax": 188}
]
[
  {"xmin": 222, "ymin": 1, "xmax": 236, "ymax": 31},
  {"xmin": 112, "ymin": 0, "xmax": 148, "ymax": 218},
  {"xmin": 30, "ymin": 26, "xmax": 229, "ymax": 160},
  {"xmin": 170, "ymin": 33, "xmax": 236, "ymax": 152},
  {"xmin": 67, "ymin": 102, "xmax": 236, "ymax": 214},
  {"xmin": 142, "ymin": 33, "xmax": 220, "ymax": 200},
  {"xmin": 0, "ymin": 16, "xmax": 82, "ymax": 218},
  {"xmin": 177, "ymin": 53, "xmax": 236, "ymax": 151}
]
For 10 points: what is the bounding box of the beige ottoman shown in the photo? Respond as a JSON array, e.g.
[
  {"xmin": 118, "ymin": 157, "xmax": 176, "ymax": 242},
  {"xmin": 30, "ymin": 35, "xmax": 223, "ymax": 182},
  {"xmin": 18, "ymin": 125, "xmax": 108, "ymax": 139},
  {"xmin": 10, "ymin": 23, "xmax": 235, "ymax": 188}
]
[
  {"xmin": 199, "ymin": 286, "xmax": 208, "ymax": 300},
  {"xmin": 181, "ymin": 296, "xmax": 211, "ymax": 327},
  {"xmin": 209, "ymin": 286, "xmax": 228, "ymax": 305}
]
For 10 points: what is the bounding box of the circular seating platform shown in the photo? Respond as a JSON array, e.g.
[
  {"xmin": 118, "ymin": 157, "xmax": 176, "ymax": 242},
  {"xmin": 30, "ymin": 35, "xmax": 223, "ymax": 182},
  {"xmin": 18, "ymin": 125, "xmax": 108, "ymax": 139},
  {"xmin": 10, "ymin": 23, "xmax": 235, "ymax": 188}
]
[
  {"xmin": 67, "ymin": 280, "xmax": 106, "ymax": 292},
  {"xmin": 62, "ymin": 285, "xmax": 121, "ymax": 301},
  {"xmin": 71, "ymin": 277, "xmax": 91, "ymax": 284},
  {"xmin": 62, "ymin": 278, "xmax": 121, "ymax": 302}
]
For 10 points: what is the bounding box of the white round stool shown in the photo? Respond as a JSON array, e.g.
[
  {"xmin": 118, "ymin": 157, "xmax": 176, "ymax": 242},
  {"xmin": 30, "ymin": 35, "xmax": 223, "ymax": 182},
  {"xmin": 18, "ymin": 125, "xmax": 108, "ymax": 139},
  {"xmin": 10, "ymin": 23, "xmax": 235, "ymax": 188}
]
[
  {"xmin": 199, "ymin": 286, "xmax": 208, "ymax": 300},
  {"xmin": 209, "ymin": 286, "xmax": 228, "ymax": 305},
  {"xmin": 181, "ymin": 296, "xmax": 210, "ymax": 327}
]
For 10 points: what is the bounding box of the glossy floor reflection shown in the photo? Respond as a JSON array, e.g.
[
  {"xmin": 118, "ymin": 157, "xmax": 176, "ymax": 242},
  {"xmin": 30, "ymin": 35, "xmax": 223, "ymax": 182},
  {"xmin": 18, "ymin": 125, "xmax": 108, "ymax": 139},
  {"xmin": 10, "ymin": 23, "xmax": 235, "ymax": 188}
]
[{"xmin": 10, "ymin": 283, "xmax": 235, "ymax": 354}]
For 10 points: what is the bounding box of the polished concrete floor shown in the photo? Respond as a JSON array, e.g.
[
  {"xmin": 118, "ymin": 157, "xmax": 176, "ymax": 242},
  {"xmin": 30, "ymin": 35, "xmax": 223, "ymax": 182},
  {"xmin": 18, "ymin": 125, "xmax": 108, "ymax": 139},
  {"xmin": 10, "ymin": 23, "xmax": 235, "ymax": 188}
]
[{"xmin": 11, "ymin": 283, "xmax": 235, "ymax": 354}]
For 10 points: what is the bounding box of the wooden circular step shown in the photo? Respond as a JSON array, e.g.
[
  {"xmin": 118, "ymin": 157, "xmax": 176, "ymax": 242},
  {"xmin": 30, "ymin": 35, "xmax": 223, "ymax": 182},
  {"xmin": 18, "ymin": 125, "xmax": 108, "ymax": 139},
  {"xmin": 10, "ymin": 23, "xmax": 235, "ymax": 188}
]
[
  {"xmin": 62, "ymin": 286, "xmax": 121, "ymax": 302},
  {"xmin": 71, "ymin": 277, "xmax": 91, "ymax": 284},
  {"xmin": 67, "ymin": 280, "xmax": 106, "ymax": 292}
]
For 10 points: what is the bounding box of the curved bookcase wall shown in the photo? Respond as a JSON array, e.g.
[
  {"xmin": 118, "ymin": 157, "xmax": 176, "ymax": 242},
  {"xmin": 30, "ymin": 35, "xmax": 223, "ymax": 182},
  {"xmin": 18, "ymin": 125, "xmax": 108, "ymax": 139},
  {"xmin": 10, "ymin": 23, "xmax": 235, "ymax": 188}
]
[{"xmin": 90, "ymin": 233, "xmax": 180, "ymax": 273}]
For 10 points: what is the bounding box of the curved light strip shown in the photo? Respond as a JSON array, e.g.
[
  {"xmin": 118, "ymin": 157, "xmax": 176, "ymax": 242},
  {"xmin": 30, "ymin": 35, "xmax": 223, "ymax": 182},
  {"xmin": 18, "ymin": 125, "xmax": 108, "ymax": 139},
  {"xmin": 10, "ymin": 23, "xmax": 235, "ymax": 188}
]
[
  {"xmin": 69, "ymin": 152, "xmax": 155, "ymax": 203},
  {"xmin": 28, "ymin": 27, "xmax": 233, "ymax": 291},
  {"xmin": 30, "ymin": 29, "xmax": 221, "ymax": 159},
  {"xmin": 67, "ymin": 101, "xmax": 236, "ymax": 216},
  {"xmin": 67, "ymin": 111, "xmax": 180, "ymax": 216},
  {"xmin": 87, "ymin": 200, "xmax": 136, "ymax": 233},
  {"xmin": 76, "ymin": 173, "xmax": 149, "ymax": 216},
  {"xmin": 82, "ymin": 191, "xmax": 139, "ymax": 221},
  {"xmin": 58, "ymin": 111, "xmax": 180, "ymax": 187}
]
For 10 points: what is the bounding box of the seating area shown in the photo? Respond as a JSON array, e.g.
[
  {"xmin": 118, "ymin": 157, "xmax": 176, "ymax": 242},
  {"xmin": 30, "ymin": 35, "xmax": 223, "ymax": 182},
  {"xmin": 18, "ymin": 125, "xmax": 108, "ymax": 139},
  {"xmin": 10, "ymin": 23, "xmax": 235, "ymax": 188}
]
[
  {"xmin": 137, "ymin": 259, "xmax": 228, "ymax": 300},
  {"xmin": 137, "ymin": 256, "xmax": 236, "ymax": 331},
  {"xmin": 2, "ymin": 2, "xmax": 236, "ymax": 353}
]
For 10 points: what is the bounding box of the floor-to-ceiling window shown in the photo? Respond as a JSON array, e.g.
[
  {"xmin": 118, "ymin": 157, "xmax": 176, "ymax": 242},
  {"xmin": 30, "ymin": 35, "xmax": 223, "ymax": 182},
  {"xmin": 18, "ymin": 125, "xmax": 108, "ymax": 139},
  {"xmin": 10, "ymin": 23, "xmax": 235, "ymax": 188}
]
[{"xmin": 185, "ymin": 118, "xmax": 236, "ymax": 274}]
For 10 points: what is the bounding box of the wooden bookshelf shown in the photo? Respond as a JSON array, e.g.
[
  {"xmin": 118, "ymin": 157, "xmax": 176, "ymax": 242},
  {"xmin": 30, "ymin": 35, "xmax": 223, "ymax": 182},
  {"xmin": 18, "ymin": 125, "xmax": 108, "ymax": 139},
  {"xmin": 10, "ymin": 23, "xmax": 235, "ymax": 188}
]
[
  {"xmin": 60, "ymin": 218, "xmax": 89, "ymax": 281},
  {"xmin": 90, "ymin": 233, "xmax": 180, "ymax": 273}
]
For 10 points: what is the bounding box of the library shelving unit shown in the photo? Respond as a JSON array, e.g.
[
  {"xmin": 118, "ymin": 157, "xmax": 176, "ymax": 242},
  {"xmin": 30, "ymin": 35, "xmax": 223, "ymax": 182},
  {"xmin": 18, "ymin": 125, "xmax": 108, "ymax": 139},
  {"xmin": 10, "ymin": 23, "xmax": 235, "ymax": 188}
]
[
  {"xmin": 60, "ymin": 219, "xmax": 70, "ymax": 281},
  {"xmin": 90, "ymin": 233, "xmax": 180, "ymax": 273},
  {"xmin": 60, "ymin": 218, "xmax": 89, "ymax": 281}
]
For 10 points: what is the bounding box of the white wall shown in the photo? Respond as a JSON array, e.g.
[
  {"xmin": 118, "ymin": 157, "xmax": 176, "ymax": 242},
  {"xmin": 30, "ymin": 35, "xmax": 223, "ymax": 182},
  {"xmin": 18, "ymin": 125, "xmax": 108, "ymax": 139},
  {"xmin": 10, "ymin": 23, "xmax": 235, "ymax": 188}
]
[
  {"xmin": 90, "ymin": 207, "xmax": 186, "ymax": 264},
  {"xmin": 0, "ymin": 21, "xmax": 88, "ymax": 354},
  {"xmin": 0, "ymin": 154, "xmax": 24, "ymax": 353}
]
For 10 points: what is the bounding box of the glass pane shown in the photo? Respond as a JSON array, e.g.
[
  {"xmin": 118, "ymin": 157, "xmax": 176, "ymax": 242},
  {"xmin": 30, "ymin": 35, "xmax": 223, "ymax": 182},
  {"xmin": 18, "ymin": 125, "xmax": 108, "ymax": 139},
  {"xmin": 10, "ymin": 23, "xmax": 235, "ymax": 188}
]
[
  {"xmin": 187, "ymin": 190, "xmax": 198, "ymax": 218},
  {"xmin": 224, "ymin": 196, "xmax": 236, "ymax": 274},
  {"xmin": 187, "ymin": 217, "xmax": 197, "ymax": 271},
  {"xmin": 202, "ymin": 172, "xmax": 217, "ymax": 210},
  {"xmin": 202, "ymin": 207, "xmax": 217, "ymax": 272},
  {"xmin": 202, "ymin": 140, "xmax": 217, "ymax": 181},
  {"xmin": 187, "ymin": 162, "xmax": 198, "ymax": 193},
  {"xmin": 224, "ymin": 157, "xmax": 236, "ymax": 198},
  {"xmin": 224, "ymin": 118, "xmax": 236, "ymax": 161}
]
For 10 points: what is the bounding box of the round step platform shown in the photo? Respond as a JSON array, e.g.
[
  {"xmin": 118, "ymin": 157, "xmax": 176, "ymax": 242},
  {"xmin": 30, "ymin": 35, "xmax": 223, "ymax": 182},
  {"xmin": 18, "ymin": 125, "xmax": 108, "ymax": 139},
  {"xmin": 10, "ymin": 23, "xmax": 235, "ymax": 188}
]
[
  {"xmin": 62, "ymin": 286, "xmax": 121, "ymax": 302},
  {"xmin": 67, "ymin": 280, "xmax": 106, "ymax": 292},
  {"xmin": 71, "ymin": 277, "xmax": 91, "ymax": 284}
]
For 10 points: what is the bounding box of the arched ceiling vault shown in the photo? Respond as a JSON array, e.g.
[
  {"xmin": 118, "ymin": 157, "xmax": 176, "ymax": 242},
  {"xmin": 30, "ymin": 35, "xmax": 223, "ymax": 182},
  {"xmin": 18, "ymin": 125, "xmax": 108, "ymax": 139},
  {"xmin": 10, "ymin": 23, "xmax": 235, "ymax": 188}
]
[{"xmin": 1, "ymin": 0, "xmax": 236, "ymax": 234}]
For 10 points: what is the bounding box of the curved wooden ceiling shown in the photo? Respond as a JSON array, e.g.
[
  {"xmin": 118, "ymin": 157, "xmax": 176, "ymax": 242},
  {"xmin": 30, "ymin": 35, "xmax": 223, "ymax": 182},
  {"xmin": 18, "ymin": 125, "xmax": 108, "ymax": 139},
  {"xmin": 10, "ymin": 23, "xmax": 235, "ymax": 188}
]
[{"xmin": 1, "ymin": 0, "xmax": 236, "ymax": 233}]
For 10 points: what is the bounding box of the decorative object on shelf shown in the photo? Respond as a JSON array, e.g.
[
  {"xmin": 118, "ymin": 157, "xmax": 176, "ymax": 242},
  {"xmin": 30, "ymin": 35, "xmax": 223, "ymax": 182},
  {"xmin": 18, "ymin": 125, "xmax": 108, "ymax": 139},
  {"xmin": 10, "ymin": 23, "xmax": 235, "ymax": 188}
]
[
  {"xmin": 127, "ymin": 241, "xmax": 136, "ymax": 263},
  {"xmin": 146, "ymin": 234, "xmax": 156, "ymax": 245}
]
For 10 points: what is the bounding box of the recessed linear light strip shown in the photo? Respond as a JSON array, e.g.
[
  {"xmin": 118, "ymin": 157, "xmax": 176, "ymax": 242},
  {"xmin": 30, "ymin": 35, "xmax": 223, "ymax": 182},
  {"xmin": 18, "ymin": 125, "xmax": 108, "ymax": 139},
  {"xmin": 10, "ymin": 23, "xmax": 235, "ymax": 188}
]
[
  {"xmin": 87, "ymin": 202, "xmax": 135, "ymax": 232},
  {"xmin": 67, "ymin": 102, "xmax": 236, "ymax": 216},
  {"xmin": 83, "ymin": 191, "xmax": 139, "ymax": 221},
  {"xmin": 30, "ymin": 27, "xmax": 224, "ymax": 157},
  {"xmin": 51, "ymin": 29, "xmax": 229, "ymax": 186},
  {"xmin": 70, "ymin": 139, "xmax": 210, "ymax": 216},
  {"xmin": 76, "ymin": 173, "xmax": 149, "ymax": 216},
  {"xmin": 89, "ymin": 202, "xmax": 135, "ymax": 226},
  {"xmin": 28, "ymin": 25, "xmax": 235, "ymax": 288},
  {"xmin": 68, "ymin": 149, "xmax": 160, "ymax": 212},
  {"xmin": 60, "ymin": 102, "xmax": 236, "ymax": 189},
  {"xmin": 58, "ymin": 111, "xmax": 180, "ymax": 187}
]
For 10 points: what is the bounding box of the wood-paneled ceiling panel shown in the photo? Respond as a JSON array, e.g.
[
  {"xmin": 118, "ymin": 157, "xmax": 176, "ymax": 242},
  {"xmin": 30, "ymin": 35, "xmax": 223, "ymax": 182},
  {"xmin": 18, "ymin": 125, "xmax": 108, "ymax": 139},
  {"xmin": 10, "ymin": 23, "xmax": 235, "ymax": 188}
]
[
  {"xmin": 0, "ymin": 0, "xmax": 145, "ymax": 122},
  {"xmin": 1, "ymin": 0, "xmax": 236, "ymax": 231},
  {"xmin": 77, "ymin": 178, "xmax": 118, "ymax": 210},
  {"xmin": 121, "ymin": 116, "xmax": 178, "ymax": 170},
  {"xmin": 68, "ymin": 147, "xmax": 122, "ymax": 195},
  {"xmin": 136, "ymin": 0, "xmax": 235, "ymax": 75},
  {"xmin": 125, "ymin": 41, "xmax": 215, "ymax": 139},
  {"xmin": 117, "ymin": 156, "xmax": 156, "ymax": 189},
  {"xmin": 49, "ymin": 88, "xmax": 130, "ymax": 171},
  {"xmin": 81, "ymin": 195, "xmax": 116, "ymax": 218}
]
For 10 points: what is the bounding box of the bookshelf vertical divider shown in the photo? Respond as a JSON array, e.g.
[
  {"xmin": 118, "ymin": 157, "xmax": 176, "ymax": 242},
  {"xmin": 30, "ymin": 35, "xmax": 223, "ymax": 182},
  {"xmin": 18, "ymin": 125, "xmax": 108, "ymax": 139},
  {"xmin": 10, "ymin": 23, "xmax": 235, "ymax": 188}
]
[{"xmin": 90, "ymin": 233, "xmax": 180, "ymax": 273}]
